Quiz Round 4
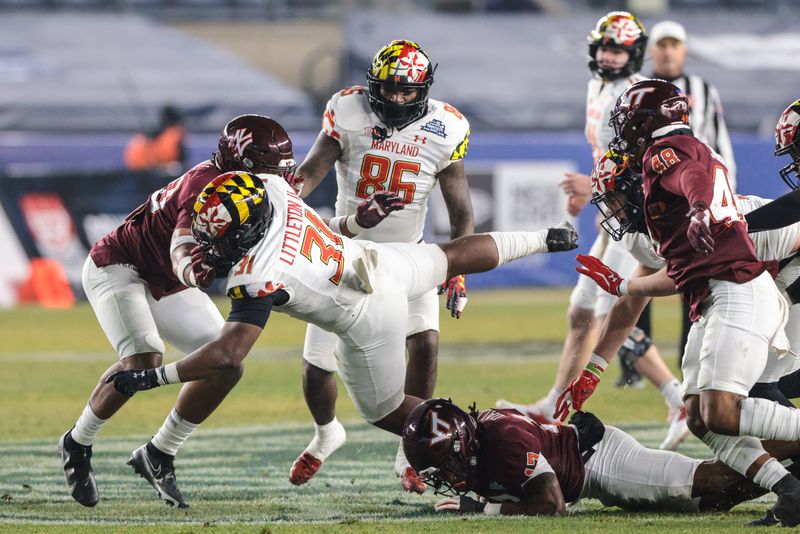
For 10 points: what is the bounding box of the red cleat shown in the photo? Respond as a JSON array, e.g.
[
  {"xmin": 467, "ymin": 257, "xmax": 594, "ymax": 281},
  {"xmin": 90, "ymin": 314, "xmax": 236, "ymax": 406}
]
[
  {"xmin": 400, "ymin": 466, "xmax": 427, "ymax": 494},
  {"xmin": 289, "ymin": 452, "xmax": 322, "ymax": 486}
]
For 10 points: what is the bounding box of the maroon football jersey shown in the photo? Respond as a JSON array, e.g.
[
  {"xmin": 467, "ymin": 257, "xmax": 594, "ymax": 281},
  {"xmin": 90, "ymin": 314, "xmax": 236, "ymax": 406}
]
[
  {"xmin": 90, "ymin": 161, "xmax": 221, "ymax": 300},
  {"xmin": 641, "ymin": 133, "xmax": 776, "ymax": 320},
  {"xmin": 475, "ymin": 409, "xmax": 584, "ymax": 503}
]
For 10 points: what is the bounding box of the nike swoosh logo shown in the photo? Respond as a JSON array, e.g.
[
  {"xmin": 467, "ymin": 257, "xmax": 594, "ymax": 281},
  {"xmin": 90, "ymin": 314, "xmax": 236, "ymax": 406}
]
[{"xmin": 145, "ymin": 453, "xmax": 162, "ymax": 479}]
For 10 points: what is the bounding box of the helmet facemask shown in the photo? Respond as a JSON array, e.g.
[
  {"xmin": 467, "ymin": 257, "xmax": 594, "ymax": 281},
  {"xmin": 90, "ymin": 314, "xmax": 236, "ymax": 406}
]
[
  {"xmin": 591, "ymin": 151, "xmax": 645, "ymax": 241},
  {"xmin": 775, "ymin": 101, "xmax": 800, "ymax": 190}
]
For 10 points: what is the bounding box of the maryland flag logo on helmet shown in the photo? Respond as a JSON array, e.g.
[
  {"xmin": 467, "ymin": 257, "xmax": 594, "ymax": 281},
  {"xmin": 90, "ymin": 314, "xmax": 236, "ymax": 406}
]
[
  {"xmin": 369, "ymin": 40, "xmax": 432, "ymax": 84},
  {"xmin": 193, "ymin": 172, "xmax": 265, "ymax": 240}
]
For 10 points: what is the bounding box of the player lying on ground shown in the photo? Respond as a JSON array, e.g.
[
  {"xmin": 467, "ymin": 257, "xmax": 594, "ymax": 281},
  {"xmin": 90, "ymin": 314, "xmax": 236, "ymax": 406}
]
[
  {"xmin": 104, "ymin": 171, "xmax": 578, "ymax": 460},
  {"xmin": 402, "ymin": 398, "xmax": 797, "ymax": 517},
  {"xmin": 560, "ymin": 82, "xmax": 800, "ymax": 526},
  {"xmin": 57, "ymin": 115, "xmax": 296, "ymax": 509},
  {"xmin": 286, "ymin": 39, "xmax": 475, "ymax": 493}
]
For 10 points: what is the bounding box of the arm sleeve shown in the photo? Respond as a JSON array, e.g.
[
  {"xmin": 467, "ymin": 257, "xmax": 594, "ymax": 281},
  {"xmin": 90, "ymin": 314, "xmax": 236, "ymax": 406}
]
[
  {"xmin": 745, "ymin": 189, "xmax": 800, "ymax": 232},
  {"xmin": 227, "ymin": 295, "xmax": 274, "ymax": 328}
]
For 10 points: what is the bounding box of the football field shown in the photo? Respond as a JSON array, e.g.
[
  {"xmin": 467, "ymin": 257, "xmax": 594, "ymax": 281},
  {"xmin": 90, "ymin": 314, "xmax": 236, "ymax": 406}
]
[{"xmin": 0, "ymin": 289, "xmax": 777, "ymax": 532}]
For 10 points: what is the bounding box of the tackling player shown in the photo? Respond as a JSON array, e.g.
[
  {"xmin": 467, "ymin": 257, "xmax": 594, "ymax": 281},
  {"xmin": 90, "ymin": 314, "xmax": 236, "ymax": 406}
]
[
  {"xmin": 57, "ymin": 115, "xmax": 295, "ymax": 508},
  {"xmin": 499, "ymin": 12, "xmax": 685, "ymax": 447},
  {"xmin": 402, "ymin": 398, "xmax": 798, "ymax": 519},
  {"xmin": 582, "ymin": 80, "xmax": 800, "ymax": 525},
  {"xmin": 103, "ymin": 171, "xmax": 578, "ymax": 484},
  {"xmin": 285, "ymin": 39, "xmax": 474, "ymax": 492}
]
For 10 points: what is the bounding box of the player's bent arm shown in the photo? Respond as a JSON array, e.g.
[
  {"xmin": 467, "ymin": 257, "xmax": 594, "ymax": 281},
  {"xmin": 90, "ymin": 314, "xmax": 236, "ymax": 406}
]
[
  {"xmin": 296, "ymin": 131, "xmax": 343, "ymax": 198},
  {"xmin": 746, "ymin": 189, "xmax": 800, "ymax": 232},
  {"xmin": 173, "ymin": 320, "xmax": 262, "ymax": 382},
  {"xmin": 437, "ymin": 160, "xmax": 475, "ymax": 238},
  {"xmin": 498, "ymin": 473, "xmax": 566, "ymax": 516},
  {"xmin": 625, "ymin": 266, "xmax": 678, "ymax": 297},
  {"xmin": 169, "ymin": 227, "xmax": 197, "ymax": 282}
]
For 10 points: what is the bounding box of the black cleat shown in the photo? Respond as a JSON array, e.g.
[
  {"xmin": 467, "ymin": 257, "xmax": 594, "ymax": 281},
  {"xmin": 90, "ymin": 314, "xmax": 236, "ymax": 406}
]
[
  {"xmin": 747, "ymin": 509, "xmax": 779, "ymax": 527},
  {"xmin": 773, "ymin": 489, "xmax": 800, "ymax": 527},
  {"xmin": 614, "ymin": 359, "xmax": 644, "ymax": 389},
  {"xmin": 58, "ymin": 429, "xmax": 99, "ymax": 507},
  {"xmin": 127, "ymin": 442, "xmax": 188, "ymax": 508}
]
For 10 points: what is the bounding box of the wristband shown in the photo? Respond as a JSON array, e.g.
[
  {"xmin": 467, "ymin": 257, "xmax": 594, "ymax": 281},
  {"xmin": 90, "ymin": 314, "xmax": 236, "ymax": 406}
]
[
  {"xmin": 587, "ymin": 353, "xmax": 608, "ymax": 376},
  {"xmin": 329, "ymin": 215, "xmax": 367, "ymax": 235},
  {"xmin": 176, "ymin": 256, "xmax": 196, "ymax": 287},
  {"xmin": 170, "ymin": 234, "xmax": 197, "ymax": 256},
  {"xmin": 618, "ymin": 279, "xmax": 629, "ymax": 296},
  {"xmin": 155, "ymin": 363, "xmax": 181, "ymax": 385}
]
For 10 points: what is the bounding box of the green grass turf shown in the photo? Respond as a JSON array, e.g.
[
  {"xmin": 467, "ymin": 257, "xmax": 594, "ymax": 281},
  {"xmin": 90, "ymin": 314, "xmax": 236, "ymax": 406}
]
[{"xmin": 2, "ymin": 289, "xmax": 770, "ymax": 532}]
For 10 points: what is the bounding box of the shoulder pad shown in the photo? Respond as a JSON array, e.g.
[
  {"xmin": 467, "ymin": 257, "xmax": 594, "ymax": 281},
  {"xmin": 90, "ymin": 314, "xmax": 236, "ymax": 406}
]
[
  {"xmin": 423, "ymin": 100, "xmax": 471, "ymax": 160},
  {"xmin": 324, "ymin": 87, "xmax": 372, "ymax": 136},
  {"xmin": 646, "ymin": 141, "xmax": 687, "ymax": 175}
]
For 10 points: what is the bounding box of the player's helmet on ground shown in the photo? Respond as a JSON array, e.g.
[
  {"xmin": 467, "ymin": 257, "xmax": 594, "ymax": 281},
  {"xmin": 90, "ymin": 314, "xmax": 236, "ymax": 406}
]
[
  {"xmin": 587, "ymin": 11, "xmax": 648, "ymax": 81},
  {"xmin": 609, "ymin": 79, "xmax": 689, "ymax": 170},
  {"xmin": 402, "ymin": 398, "xmax": 480, "ymax": 496},
  {"xmin": 366, "ymin": 39, "xmax": 436, "ymax": 129},
  {"xmin": 192, "ymin": 171, "xmax": 273, "ymax": 276},
  {"xmin": 591, "ymin": 150, "xmax": 645, "ymax": 241},
  {"xmin": 214, "ymin": 115, "xmax": 296, "ymax": 177},
  {"xmin": 775, "ymin": 100, "xmax": 800, "ymax": 190}
]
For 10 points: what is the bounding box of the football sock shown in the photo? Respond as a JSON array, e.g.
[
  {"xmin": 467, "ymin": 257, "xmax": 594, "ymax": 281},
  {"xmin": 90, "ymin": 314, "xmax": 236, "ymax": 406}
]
[
  {"xmin": 394, "ymin": 442, "xmax": 411, "ymax": 476},
  {"xmin": 71, "ymin": 404, "xmax": 107, "ymax": 447},
  {"xmin": 740, "ymin": 397, "xmax": 800, "ymax": 440},
  {"xmin": 702, "ymin": 432, "xmax": 784, "ymax": 491},
  {"xmin": 306, "ymin": 417, "xmax": 346, "ymax": 461},
  {"xmin": 755, "ymin": 459, "xmax": 795, "ymax": 493},
  {"xmin": 659, "ymin": 378, "xmax": 683, "ymax": 411},
  {"xmin": 151, "ymin": 408, "xmax": 198, "ymax": 456},
  {"xmin": 488, "ymin": 230, "xmax": 549, "ymax": 265}
]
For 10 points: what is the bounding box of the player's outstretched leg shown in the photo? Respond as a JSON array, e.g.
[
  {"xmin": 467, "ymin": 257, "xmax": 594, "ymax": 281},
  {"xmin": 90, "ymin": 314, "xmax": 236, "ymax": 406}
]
[
  {"xmin": 128, "ymin": 441, "xmax": 187, "ymax": 508},
  {"xmin": 289, "ymin": 362, "xmax": 346, "ymax": 485}
]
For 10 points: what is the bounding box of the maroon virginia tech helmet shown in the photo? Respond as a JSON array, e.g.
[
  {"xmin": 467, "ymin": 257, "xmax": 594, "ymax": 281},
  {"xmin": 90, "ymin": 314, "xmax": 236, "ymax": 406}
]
[
  {"xmin": 214, "ymin": 114, "xmax": 296, "ymax": 177},
  {"xmin": 609, "ymin": 79, "xmax": 689, "ymax": 169},
  {"xmin": 401, "ymin": 398, "xmax": 480, "ymax": 496}
]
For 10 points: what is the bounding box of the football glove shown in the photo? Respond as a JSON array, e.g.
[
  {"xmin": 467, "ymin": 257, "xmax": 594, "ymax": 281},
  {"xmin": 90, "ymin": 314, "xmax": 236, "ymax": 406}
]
[
  {"xmin": 575, "ymin": 254, "xmax": 627, "ymax": 296},
  {"xmin": 354, "ymin": 191, "xmax": 405, "ymax": 229},
  {"xmin": 554, "ymin": 354, "xmax": 607, "ymax": 422},
  {"xmin": 439, "ymin": 274, "xmax": 467, "ymax": 319},
  {"xmin": 546, "ymin": 221, "xmax": 579, "ymax": 252},
  {"xmin": 105, "ymin": 369, "xmax": 161, "ymax": 397},
  {"xmin": 190, "ymin": 245, "xmax": 215, "ymax": 289},
  {"xmin": 686, "ymin": 202, "xmax": 715, "ymax": 256},
  {"xmin": 434, "ymin": 495, "xmax": 486, "ymax": 514}
]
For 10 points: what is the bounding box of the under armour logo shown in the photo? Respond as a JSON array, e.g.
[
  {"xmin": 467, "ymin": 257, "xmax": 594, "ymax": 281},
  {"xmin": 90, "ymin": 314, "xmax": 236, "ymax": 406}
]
[
  {"xmin": 414, "ymin": 135, "xmax": 427, "ymax": 144},
  {"xmin": 429, "ymin": 411, "xmax": 452, "ymax": 446}
]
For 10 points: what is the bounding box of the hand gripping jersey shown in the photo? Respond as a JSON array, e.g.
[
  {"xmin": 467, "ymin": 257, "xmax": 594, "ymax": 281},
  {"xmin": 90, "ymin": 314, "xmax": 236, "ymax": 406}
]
[
  {"xmin": 475, "ymin": 408, "xmax": 584, "ymax": 504},
  {"xmin": 585, "ymin": 74, "xmax": 645, "ymax": 162},
  {"xmin": 90, "ymin": 161, "xmax": 222, "ymax": 300},
  {"xmin": 225, "ymin": 175, "xmax": 373, "ymax": 333},
  {"xmin": 641, "ymin": 134, "xmax": 776, "ymax": 320},
  {"xmin": 322, "ymin": 86, "xmax": 470, "ymax": 243}
]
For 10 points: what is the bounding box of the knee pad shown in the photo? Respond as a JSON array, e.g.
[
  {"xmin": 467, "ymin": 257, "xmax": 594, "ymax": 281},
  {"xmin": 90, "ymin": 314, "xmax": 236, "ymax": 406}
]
[{"xmin": 617, "ymin": 326, "xmax": 652, "ymax": 368}]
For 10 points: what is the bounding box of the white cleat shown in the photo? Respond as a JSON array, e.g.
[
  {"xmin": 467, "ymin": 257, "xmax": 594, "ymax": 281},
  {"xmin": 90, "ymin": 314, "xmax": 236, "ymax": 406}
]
[
  {"xmin": 495, "ymin": 398, "xmax": 557, "ymax": 425},
  {"xmin": 659, "ymin": 406, "xmax": 690, "ymax": 451}
]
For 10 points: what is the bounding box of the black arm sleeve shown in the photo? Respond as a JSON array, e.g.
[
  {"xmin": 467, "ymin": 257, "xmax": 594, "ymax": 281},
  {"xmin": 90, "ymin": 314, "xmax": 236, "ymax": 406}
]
[
  {"xmin": 745, "ymin": 189, "xmax": 800, "ymax": 232},
  {"xmin": 226, "ymin": 290, "xmax": 288, "ymax": 328}
]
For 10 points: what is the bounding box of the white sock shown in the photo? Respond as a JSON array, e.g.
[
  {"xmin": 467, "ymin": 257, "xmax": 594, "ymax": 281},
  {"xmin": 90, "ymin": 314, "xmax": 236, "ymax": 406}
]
[
  {"xmin": 544, "ymin": 386, "xmax": 562, "ymax": 413},
  {"xmin": 151, "ymin": 409, "xmax": 198, "ymax": 456},
  {"xmin": 394, "ymin": 442, "xmax": 411, "ymax": 476},
  {"xmin": 702, "ymin": 432, "xmax": 778, "ymax": 491},
  {"xmin": 740, "ymin": 397, "xmax": 800, "ymax": 440},
  {"xmin": 488, "ymin": 230, "xmax": 548, "ymax": 265},
  {"xmin": 71, "ymin": 404, "xmax": 107, "ymax": 447},
  {"xmin": 658, "ymin": 378, "xmax": 683, "ymax": 411},
  {"xmin": 306, "ymin": 417, "xmax": 346, "ymax": 461},
  {"xmin": 754, "ymin": 457, "xmax": 792, "ymax": 491}
]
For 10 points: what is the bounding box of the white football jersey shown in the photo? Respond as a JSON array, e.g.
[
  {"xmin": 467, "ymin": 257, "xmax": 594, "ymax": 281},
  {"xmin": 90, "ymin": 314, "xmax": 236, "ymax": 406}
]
[
  {"xmin": 322, "ymin": 86, "xmax": 470, "ymax": 243},
  {"xmin": 585, "ymin": 74, "xmax": 645, "ymax": 162},
  {"xmin": 621, "ymin": 194, "xmax": 800, "ymax": 286},
  {"xmin": 226, "ymin": 175, "xmax": 370, "ymax": 333}
]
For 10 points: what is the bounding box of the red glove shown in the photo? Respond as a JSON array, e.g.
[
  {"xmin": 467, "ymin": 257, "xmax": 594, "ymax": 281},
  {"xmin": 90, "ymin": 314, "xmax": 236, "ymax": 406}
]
[
  {"xmin": 687, "ymin": 202, "xmax": 715, "ymax": 256},
  {"xmin": 284, "ymin": 172, "xmax": 305, "ymax": 195},
  {"xmin": 354, "ymin": 191, "xmax": 405, "ymax": 229},
  {"xmin": 438, "ymin": 275, "xmax": 467, "ymax": 319},
  {"xmin": 190, "ymin": 245, "xmax": 215, "ymax": 289},
  {"xmin": 554, "ymin": 354, "xmax": 607, "ymax": 422},
  {"xmin": 575, "ymin": 254, "xmax": 626, "ymax": 296}
]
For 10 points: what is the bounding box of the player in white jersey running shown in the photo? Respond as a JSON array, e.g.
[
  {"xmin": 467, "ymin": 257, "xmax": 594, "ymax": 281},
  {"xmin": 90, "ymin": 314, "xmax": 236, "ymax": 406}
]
[
  {"xmin": 104, "ymin": 171, "xmax": 579, "ymax": 478},
  {"xmin": 498, "ymin": 13, "xmax": 684, "ymax": 446},
  {"xmin": 284, "ymin": 40, "xmax": 474, "ymax": 492}
]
